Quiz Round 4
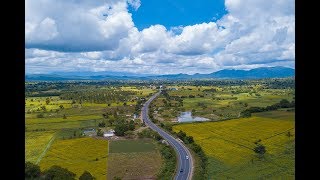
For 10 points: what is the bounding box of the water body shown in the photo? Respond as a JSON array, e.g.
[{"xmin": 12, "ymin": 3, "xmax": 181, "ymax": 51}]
[{"xmin": 177, "ymin": 111, "xmax": 209, "ymax": 122}]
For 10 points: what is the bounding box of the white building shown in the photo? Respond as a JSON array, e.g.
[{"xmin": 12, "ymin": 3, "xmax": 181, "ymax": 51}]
[{"xmin": 103, "ymin": 129, "xmax": 115, "ymax": 137}]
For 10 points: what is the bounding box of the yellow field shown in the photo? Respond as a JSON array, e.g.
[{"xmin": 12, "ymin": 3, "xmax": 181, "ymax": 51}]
[
  {"xmin": 120, "ymin": 86, "xmax": 156, "ymax": 96},
  {"xmin": 173, "ymin": 110, "xmax": 295, "ymax": 179},
  {"xmin": 25, "ymin": 131, "xmax": 57, "ymax": 163},
  {"xmin": 25, "ymin": 97, "xmax": 72, "ymax": 112},
  {"xmin": 173, "ymin": 115, "xmax": 294, "ymax": 165},
  {"xmin": 26, "ymin": 115, "xmax": 102, "ymax": 125},
  {"xmin": 39, "ymin": 137, "xmax": 108, "ymax": 179}
]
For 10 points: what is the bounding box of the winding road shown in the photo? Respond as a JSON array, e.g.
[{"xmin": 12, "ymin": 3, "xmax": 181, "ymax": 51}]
[{"xmin": 141, "ymin": 91, "xmax": 193, "ymax": 180}]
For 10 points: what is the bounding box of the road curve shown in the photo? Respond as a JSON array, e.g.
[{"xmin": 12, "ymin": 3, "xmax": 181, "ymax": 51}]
[{"xmin": 141, "ymin": 91, "xmax": 193, "ymax": 180}]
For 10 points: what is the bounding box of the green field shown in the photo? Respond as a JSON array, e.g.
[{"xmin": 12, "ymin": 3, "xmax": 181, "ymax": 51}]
[
  {"xmin": 153, "ymin": 85, "xmax": 295, "ymax": 121},
  {"xmin": 39, "ymin": 137, "xmax": 109, "ymax": 180},
  {"xmin": 109, "ymin": 139, "xmax": 156, "ymax": 153},
  {"xmin": 107, "ymin": 139, "xmax": 162, "ymax": 179},
  {"xmin": 173, "ymin": 111, "xmax": 295, "ymax": 179}
]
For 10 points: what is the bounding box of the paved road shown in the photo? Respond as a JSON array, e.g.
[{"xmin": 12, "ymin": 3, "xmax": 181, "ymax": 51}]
[{"xmin": 141, "ymin": 91, "xmax": 193, "ymax": 180}]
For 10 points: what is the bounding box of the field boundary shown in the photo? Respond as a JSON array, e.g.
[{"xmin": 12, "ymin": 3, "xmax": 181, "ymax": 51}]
[
  {"xmin": 35, "ymin": 132, "xmax": 57, "ymax": 164},
  {"xmin": 263, "ymin": 127, "xmax": 295, "ymax": 140}
]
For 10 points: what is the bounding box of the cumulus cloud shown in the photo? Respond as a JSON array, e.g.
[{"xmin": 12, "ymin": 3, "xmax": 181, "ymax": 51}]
[{"xmin": 25, "ymin": 0, "xmax": 295, "ymax": 74}]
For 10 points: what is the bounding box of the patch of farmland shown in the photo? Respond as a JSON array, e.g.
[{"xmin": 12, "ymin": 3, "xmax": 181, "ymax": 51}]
[
  {"xmin": 25, "ymin": 131, "xmax": 56, "ymax": 163},
  {"xmin": 25, "ymin": 115, "xmax": 102, "ymax": 125},
  {"xmin": 253, "ymin": 110, "xmax": 295, "ymax": 121},
  {"xmin": 173, "ymin": 114, "xmax": 295, "ymax": 178},
  {"xmin": 39, "ymin": 137, "xmax": 108, "ymax": 180},
  {"xmin": 109, "ymin": 139, "xmax": 156, "ymax": 153},
  {"xmin": 107, "ymin": 139, "xmax": 162, "ymax": 179}
]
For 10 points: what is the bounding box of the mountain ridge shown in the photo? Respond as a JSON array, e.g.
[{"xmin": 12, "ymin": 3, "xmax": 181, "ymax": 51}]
[{"xmin": 26, "ymin": 66, "xmax": 294, "ymax": 81}]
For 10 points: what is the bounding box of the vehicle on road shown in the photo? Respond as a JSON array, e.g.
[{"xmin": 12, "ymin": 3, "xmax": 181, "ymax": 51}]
[
  {"xmin": 180, "ymin": 169, "xmax": 184, "ymax": 173},
  {"xmin": 186, "ymin": 155, "xmax": 189, "ymax": 159}
]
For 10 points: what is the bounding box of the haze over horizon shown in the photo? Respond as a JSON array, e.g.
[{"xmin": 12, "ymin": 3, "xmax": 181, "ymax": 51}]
[{"xmin": 26, "ymin": 0, "xmax": 295, "ymax": 75}]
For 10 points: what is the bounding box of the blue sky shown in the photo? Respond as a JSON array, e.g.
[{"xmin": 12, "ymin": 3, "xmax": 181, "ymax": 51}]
[
  {"xmin": 25, "ymin": 0, "xmax": 295, "ymax": 75},
  {"xmin": 130, "ymin": 0, "xmax": 227, "ymax": 30}
]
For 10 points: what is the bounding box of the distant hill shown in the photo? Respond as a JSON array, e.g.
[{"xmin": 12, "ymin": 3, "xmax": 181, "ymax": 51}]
[{"xmin": 25, "ymin": 66, "xmax": 294, "ymax": 81}]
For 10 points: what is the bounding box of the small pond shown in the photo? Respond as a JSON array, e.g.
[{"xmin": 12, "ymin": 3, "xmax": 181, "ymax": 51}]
[{"xmin": 177, "ymin": 111, "xmax": 209, "ymax": 122}]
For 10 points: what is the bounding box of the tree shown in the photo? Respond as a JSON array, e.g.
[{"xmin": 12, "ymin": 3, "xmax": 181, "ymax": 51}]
[
  {"xmin": 46, "ymin": 98, "xmax": 51, "ymax": 105},
  {"xmin": 102, "ymin": 113, "xmax": 108, "ymax": 118},
  {"xmin": 98, "ymin": 121, "xmax": 106, "ymax": 127},
  {"xmin": 123, "ymin": 102, "xmax": 127, "ymax": 106},
  {"xmin": 42, "ymin": 165, "xmax": 76, "ymax": 180},
  {"xmin": 41, "ymin": 105, "xmax": 47, "ymax": 111},
  {"xmin": 79, "ymin": 171, "xmax": 94, "ymax": 180},
  {"xmin": 97, "ymin": 129, "xmax": 104, "ymax": 137},
  {"xmin": 128, "ymin": 120, "xmax": 135, "ymax": 131},
  {"xmin": 114, "ymin": 123, "xmax": 128, "ymax": 136},
  {"xmin": 279, "ymin": 99, "xmax": 290, "ymax": 107},
  {"xmin": 25, "ymin": 162, "xmax": 41, "ymax": 179},
  {"xmin": 37, "ymin": 113, "xmax": 44, "ymax": 118},
  {"xmin": 63, "ymin": 114, "xmax": 67, "ymax": 119},
  {"xmin": 59, "ymin": 105, "xmax": 64, "ymax": 109},
  {"xmin": 240, "ymin": 110, "xmax": 251, "ymax": 118},
  {"xmin": 184, "ymin": 136, "xmax": 194, "ymax": 144},
  {"xmin": 254, "ymin": 144, "xmax": 266, "ymax": 155},
  {"xmin": 177, "ymin": 130, "xmax": 186, "ymax": 139}
]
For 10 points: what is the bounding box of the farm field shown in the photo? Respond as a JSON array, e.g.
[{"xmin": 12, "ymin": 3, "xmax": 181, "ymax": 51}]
[
  {"xmin": 152, "ymin": 84, "xmax": 295, "ymax": 121},
  {"xmin": 25, "ymin": 130, "xmax": 57, "ymax": 164},
  {"xmin": 107, "ymin": 139, "xmax": 163, "ymax": 179},
  {"xmin": 173, "ymin": 110, "xmax": 295, "ymax": 179},
  {"xmin": 120, "ymin": 86, "xmax": 156, "ymax": 96},
  {"xmin": 39, "ymin": 137, "xmax": 109, "ymax": 180}
]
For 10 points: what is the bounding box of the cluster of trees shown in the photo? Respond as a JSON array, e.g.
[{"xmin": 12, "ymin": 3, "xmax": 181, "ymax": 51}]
[
  {"xmin": 25, "ymin": 162, "xmax": 94, "ymax": 180},
  {"xmin": 59, "ymin": 89, "xmax": 136, "ymax": 104},
  {"xmin": 114, "ymin": 120, "xmax": 135, "ymax": 136},
  {"xmin": 264, "ymin": 78, "xmax": 295, "ymax": 89},
  {"xmin": 137, "ymin": 128, "xmax": 162, "ymax": 141},
  {"xmin": 158, "ymin": 145, "xmax": 177, "ymax": 179},
  {"xmin": 241, "ymin": 99, "xmax": 295, "ymax": 117},
  {"xmin": 134, "ymin": 98, "xmax": 145, "ymax": 115}
]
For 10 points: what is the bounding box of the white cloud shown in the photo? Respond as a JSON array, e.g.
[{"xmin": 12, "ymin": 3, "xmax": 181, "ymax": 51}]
[
  {"xmin": 127, "ymin": 0, "xmax": 141, "ymax": 11},
  {"xmin": 26, "ymin": 0, "xmax": 295, "ymax": 74}
]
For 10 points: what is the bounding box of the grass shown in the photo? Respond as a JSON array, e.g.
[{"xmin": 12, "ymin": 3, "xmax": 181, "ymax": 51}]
[
  {"xmin": 107, "ymin": 152, "xmax": 162, "ymax": 179},
  {"xmin": 25, "ymin": 131, "xmax": 57, "ymax": 163},
  {"xmin": 120, "ymin": 86, "xmax": 156, "ymax": 96},
  {"xmin": 39, "ymin": 137, "xmax": 108, "ymax": 180},
  {"xmin": 107, "ymin": 139, "xmax": 162, "ymax": 179},
  {"xmin": 173, "ymin": 111, "xmax": 295, "ymax": 179},
  {"xmin": 109, "ymin": 139, "xmax": 156, "ymax": 153}
]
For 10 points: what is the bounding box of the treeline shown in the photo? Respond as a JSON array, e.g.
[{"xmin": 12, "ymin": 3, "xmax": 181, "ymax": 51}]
[
  {"xmin": 263, "ymin": 78, "xmax": 295, "ymax": 89},
  {"xmin": 59, "ymin": 89, "xmax": 136, "ymax": 103},
  {"xmin": 26, "ymin": 91, "xmax": 62, "ymax": 97},
  {"xmin": 25, "ymin": 162, "xmax": 94, "ymax": 180},
  {"xmin": 175, "ymin": 130, "xmax": 208, "ymax": 179},
  {"xmin": 241, "ymin": 99, "xmax": 295, "ymax": 117}
]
